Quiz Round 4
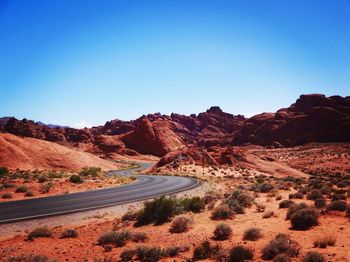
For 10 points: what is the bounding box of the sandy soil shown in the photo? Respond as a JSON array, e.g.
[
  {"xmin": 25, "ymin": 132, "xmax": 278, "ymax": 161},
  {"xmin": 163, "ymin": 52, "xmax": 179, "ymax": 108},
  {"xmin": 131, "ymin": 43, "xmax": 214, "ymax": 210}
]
[
  {"xmin": 0, "ymin": 133, "xmax": 124, "ymax": 171},
  {"xmin": 0, "ymin": 171, "xmax": 134, "ymax": 202},
  {"xmin": 0, "ymin": 190, "xmax": 349, "ymax": 261},
  {"xmin": 0, "ymin": 143, "xmax": 349, "ymax": 261}
]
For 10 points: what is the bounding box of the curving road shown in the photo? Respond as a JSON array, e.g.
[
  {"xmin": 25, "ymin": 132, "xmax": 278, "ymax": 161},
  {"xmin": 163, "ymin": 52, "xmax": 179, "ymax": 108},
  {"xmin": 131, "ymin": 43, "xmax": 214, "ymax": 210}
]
[{"xmin": 0, "ymin": 163, "xmax": 199, "ymax": 223}]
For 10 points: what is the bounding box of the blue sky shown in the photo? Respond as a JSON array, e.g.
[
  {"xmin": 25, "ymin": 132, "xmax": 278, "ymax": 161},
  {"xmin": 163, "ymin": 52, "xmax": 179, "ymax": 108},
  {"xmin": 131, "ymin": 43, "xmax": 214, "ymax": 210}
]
[{"xmin": 0, "ymin": 0, "xmax": 349, "ymax": 128}]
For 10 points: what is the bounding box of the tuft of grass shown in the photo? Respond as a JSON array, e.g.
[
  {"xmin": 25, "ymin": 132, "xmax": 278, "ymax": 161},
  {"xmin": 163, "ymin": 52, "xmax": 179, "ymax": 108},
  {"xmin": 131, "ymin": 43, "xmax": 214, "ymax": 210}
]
[
  {"xmin": 243, "ymin": 227, "xmax": 262, "ymax": 241},
  {"xmin": 98, "ymin": 230, "xmax": 131, "ymax": 247},
  {"xmin": 211, "ymin": 204, "xmax": 233, "ymax": 220},
  {"xmin": 15, "ymin": 185, "xmax": 28, "ymax": 193},
  {"xmin": 131, "ymin": 232, "xmax": 148, "ymax": 243},
  {"xmin": 60, "ymin": 229, "xmax": 78, "ymax": 238},
  {"xmin": 262, "ymin": 233, "xmax": 301, "ymax": 260},
  {"xmin": 27, "ymin": 226, "xmax": 52, "ymax": 241},
  {"xmin": 134, "ymin": 245, "xmax": 162, "ymax": 262},
  {"xmin": 290, "ymin": 207, "xmax": 319, "ymax": 230},
  {"xmin": 193, "ymin": 241, "xmax": 220, "ymax": 260},
  {"xmin": 170, "ymin": 215, "xmax": 192, "ymax": 233},
  {"xmin": 213, "ymin": 223, "xmax": 232, "ymax": 240},
  {"xmin": 302, "ymin": 251, "xmax": 325, "ymax": 262},
  {"xmin": 313, "ymin": 235, "xmax": 336, "ymax": 248},
  {"xmin": 326, "ymin": 200, "xmax": 347, "ymax": 212},
  {"xmin": 24, "ymin": 190, "xmax": 34, "ymax": 197},
  {"xmin": 69, "ymin": 174, "xmax": 83, "ymax": 184},
  {"xmin": 229, "ymin": 245, "xmax": 253, "ymax": 262},
  {"xmin": 2, "ymin": 192, "xmax": 12, "ymax": 199}
]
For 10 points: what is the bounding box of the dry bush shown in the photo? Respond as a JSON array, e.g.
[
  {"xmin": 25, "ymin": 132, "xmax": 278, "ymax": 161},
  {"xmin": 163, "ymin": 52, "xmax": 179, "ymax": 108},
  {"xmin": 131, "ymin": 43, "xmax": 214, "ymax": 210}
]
[
  {"xmin": 279, "ymin": 200, "xmax": 294, "ymax": 209},
  {"xmin": 290, "ymin": 207, "xmax": 319, "ymax": 230},
  {"xmin": 243, "ymin": 227, "xmax": 262, "ymax": 241},
  {"xmin": 170, "ymin": 215, "xmax": 192, "ymax": 233},
  {"xmin": 27, "ymin": 226, "xmax": 52, "ymax": 241},
  {"xmin": 326, "ymin": 200, "xmax": 347, "ymax": 211},
  {"xmin": 313, "ymin": 235, "xmax": 336, "ymax": 248},
  {"xmin": 98, "ymin": 230, "xmax": 131, "ymax": 247},
  {"xmin": 131, "ymin": 232, "xmax": 148, "ymax": 242},
  {"xmin": 286, "ymin": 203, "xmax": 308, "ymax": 220},
  {"xmin": 213, "ymin": 223, "xmax": 232, "ymax": 240},
  {"xmin": 229, "ymin": 245, "xmax": 253, "ymax": 262},
  {"xmin": 60, "ymin": 229, "xmax": 78, "ymax": 238},
  {"xmin": 262, "ymin": 234, "xmax": 301, "ymax": 260},
  {"xmin": 211, "ymin": 204, "xmax": 233, "ymax": 220},
  {"xmin": 302, "ymin": 251, "xmax": 325, "ymax": 262},
  {"xmin": 273, "ymin": 253, "xmax": 292, "ymax": 262}
]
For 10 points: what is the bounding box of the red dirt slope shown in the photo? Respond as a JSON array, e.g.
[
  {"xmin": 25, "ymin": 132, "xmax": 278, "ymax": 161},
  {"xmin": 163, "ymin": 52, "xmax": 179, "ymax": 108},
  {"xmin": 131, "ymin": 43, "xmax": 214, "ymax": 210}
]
[{"xmin": 0, "ymin": 133, "xmax": 121, "ymax": 171}]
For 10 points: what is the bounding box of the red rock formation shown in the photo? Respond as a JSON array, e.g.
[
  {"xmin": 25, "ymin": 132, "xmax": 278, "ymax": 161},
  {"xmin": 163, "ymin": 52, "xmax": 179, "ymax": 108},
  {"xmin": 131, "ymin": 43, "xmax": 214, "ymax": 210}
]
[
  {"xmin": 121, "ymin": 117, "xmax": 186, "ymax": 156},
  {"xmin": 233, "ymin": 94, "xmax": 350, "ymax": 147},
  {"xmin": 155, "ymin": 147, "xmax": 218, "ymax": 168}
]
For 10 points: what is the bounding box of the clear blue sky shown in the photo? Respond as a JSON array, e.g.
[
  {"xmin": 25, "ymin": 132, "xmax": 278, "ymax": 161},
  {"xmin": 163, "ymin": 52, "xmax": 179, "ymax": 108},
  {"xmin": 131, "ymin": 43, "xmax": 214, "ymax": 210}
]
[{"xmin": 0, "ymin": 0, "xmax": 349, "ymax": 128}]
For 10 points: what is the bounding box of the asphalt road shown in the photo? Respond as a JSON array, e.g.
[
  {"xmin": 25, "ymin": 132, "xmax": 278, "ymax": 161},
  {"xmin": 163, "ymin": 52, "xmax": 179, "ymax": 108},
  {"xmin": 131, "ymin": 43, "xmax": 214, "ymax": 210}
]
[{"xmin": 0, "ymin": 163, "xmax": 199, "ymax": 223}]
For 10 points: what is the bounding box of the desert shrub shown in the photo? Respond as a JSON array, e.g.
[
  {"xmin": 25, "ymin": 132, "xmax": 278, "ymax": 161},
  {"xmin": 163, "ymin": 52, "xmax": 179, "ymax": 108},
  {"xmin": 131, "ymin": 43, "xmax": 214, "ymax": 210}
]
[
  {"xmin": 213, "ymin": 223, "xmax": 232, "ymax": 240},
  {"xmin": 7, "ymin": 255, "xmax": 51, "ymax": 262},
  {"xmin": 131, "ymin": 232, "xmax": 148, "ymax": 242},
  {"xmin": 79, "ymin": 167, "xmax": 102, "ymax": 177},
  {"xmin": 40, "ymin": 182, "xmax": 52, "ymax": 193},
  {"xmin": 313, "ymin": 235, "xmax": 336, "ymax": 248},
  {"xmin": 314, "ymin": 198, "xmax": 326, "ymax": 209},
  {"xmin": 120, "ymin": 249, "xmax": 136, "ymax": 262},
  {"xmin": 163, "ymin": 246, "xmax": 180, "ymax": 257},
  {"xmin": 331, "ymin": 193, "xmax": 346, "ymax": 201},
  {"xmin": 279, "ymin": 200, "xmax": 294, "ymax": 209},
  {"xmin": 302, "ymin": 252, "xmax": 325, "ymax": 262},
  {"xmin": 229, "ymin": 245, "xmax": 253, "ymax": 262},
  {"xmin": 273, "ymin": 253, "xmax": 292, "ymax": 262},
  {"xmin": 336, "ymin": 181, "xmax": 348, "ymax": 188},
  {"xmin": 290, "ymin": 207, "xmax": 319, "ymax": 230},
  {"xmin": 193, "ymin": 241, "xmax": 219, "ymax": 260},
  {"xmin": 2, "ymin": 182, "xmax": 16, "ymax": 188},
  {"xmin": 181, "ymin": 197, "xmax": 205, "ymax": 213},
  {"xmin": 202, "ymin": 192, "xmax": 218, "ymax": 205},
  {"xmin": 262, "ymin": 234, "xmax": 301, "ymax": 260},
  {"xmin": 224, "ymin": 189, "xmax": 254, "ymax": 214},
  {"xmin": 288, "ymin": 192, "xmax": 303, "ymax": 199},
  {"xmin": 211, "ymin": 204, "xmax": 233, "ymax": 220},
  {"xmin": 307, "ymin": 190, "xmax": 322, "ymax": 201},
  {"xmin": 326, "ymin": 200, "xmax": 347, "ymax": 211},
  {"xmin": 136, "ymin": 197, "xmax": 179, "ymax": 225},
  {"xmin": 15, "ymin": 185, "xmax": 28, "ymax": 193},
  {"xmin": 259, "ymin": 182, "xmax": 274, "ymax": 193},
  {"xmin": 27, "ymin": 226, "xmax": 52, "ymax": 240},
  {"xmin": 25, "ymin": 190, "xmax": 34, "ymax": 197},
  {"xmin": 263, "ymin": 210, "xmax": 274, "ymax": 219},
  {"xmin": 98, "ymin": 230, "xmax": 131, "ymax": 247},
  {"xmin": 170, "ymin": 215, "xmax": 192, "ymax": 233},
  {"xmin": 38, "ymin": 176, "xmax": 47, "ymax": 183},
  {"xmin": 2, "ymin": 192, "xmax": 12, "ymax": 199},
  {"xmin": 286, "ymin": 203, "xmax": 308, "ymax": 220},
  {"xmin": 60, "ymin": 229, "xmax": 78, "ymax": 238},
  {"xmin": 122, "ymin": 211, "xmax": 139, "ymax": 222},
  {"xmin": 0, "ymin": 167, "xmax": 9, "ymax": 177},
  {"xmin": 69, "ymin": 174, "xmax": 83, "ymax": 184},
  {"xmin": 134, "ymin": 246, "xmax": 162, "ymax": 261},
  {"xmin": 243, "ymin": 227, "xmax": 262, "ymax": 241}
]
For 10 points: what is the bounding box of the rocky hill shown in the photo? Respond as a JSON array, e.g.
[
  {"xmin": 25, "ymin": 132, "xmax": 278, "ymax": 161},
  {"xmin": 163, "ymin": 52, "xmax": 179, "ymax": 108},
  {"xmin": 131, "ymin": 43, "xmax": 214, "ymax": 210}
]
[{"xmin": 1, "ymin": 94, "xmax": 349, "ymax": 163}]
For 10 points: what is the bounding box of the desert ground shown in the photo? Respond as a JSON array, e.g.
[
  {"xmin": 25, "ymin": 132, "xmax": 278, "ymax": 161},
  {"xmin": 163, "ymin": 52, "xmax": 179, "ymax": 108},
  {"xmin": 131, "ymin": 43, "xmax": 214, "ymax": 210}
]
[{"xmin": 0, "ymin": 143, "xmax": 349, "ymax": 262}]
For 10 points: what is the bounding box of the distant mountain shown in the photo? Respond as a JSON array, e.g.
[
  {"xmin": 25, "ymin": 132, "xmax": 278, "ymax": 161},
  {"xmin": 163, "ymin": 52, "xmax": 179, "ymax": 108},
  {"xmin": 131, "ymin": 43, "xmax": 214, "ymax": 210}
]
[
  {"xmin": 36, "ymin": 121, "xmax": 70, "ymax": 129},
  {"xmin": 1, "ymin": 94, "xmax": 349, "ymax": 159}
]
